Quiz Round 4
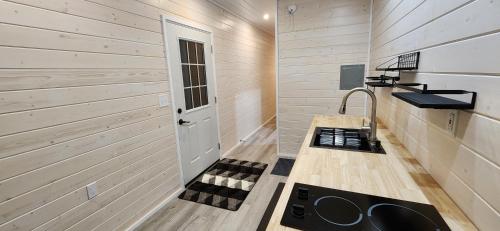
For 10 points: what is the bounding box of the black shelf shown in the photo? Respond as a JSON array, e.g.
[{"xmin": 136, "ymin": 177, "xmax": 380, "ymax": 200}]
[
  {"xmin": 376, "ymin": 52, "xmax": 420, "ymax": 71},
  {"xmin": 365, "ymin": 75, "xmax": 399, "ymax": 88},
  {"xmin": 392, "ymin": 92, "xmax": 474, "ymax": 109},
  {"xmin": 366, "ymin": 75, "xmax": 399, "ymax": 81},
  {"xmin": 391, "ymin": 83, "xmax": 476, "ymax": 109},
  {"xmin": 366, "ymin": 82, "xmax": 394, "ymax": 88}
]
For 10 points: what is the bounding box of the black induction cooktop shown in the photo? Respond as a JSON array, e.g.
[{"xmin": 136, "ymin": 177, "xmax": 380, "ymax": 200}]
[{"xmin": 280, "ymin": 183, "xmax": 450, "ymax": 231}]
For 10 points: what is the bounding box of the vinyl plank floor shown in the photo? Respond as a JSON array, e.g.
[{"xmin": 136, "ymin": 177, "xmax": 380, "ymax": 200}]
[{"xmin": 136, "ymin": 119, "xmax": 287, "ymax": 231}]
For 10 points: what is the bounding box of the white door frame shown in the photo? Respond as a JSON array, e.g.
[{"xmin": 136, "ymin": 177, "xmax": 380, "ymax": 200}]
[{"xmin": 161, "ymin": 14, "xmax": 222, "ymax": 188}]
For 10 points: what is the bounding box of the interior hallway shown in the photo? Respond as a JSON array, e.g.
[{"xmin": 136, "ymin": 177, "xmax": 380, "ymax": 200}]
[{"xmin": 137, "ymin": 118, "xmax": 285, "ymax": 231}]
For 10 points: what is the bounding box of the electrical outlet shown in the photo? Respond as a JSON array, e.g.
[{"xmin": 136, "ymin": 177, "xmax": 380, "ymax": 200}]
[
  {"xmin": 158, "ymin": 94, "xmax": 169, "ymax": 107},
  {"xmin": 86, "ymin": 182, "xmax": 97, "ymax": 200},
  {"xmin": 446, "ymin": 110, "xmax": 458, "ymax": 136}
]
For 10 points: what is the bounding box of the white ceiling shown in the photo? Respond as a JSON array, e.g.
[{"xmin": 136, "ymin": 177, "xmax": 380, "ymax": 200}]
[{"xmin": 209, "ymin": 0, "xmax": 276, "ymax": 34}]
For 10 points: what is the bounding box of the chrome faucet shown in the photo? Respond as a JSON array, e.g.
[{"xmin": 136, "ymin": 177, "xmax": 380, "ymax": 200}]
[{"xmin": 338, "ymin": 87, "xmax": 378, "ymax": 145}]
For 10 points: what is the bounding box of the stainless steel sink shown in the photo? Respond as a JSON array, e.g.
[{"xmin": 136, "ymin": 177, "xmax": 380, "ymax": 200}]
[{"xmin": 310, "ymin": 127, "xmax": 385, "ymax": 154}]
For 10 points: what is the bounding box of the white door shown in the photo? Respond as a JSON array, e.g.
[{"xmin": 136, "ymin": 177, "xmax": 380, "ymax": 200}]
[{"xmin": 163, "ymin": 18, "xmax": 220, "ymax": 185}]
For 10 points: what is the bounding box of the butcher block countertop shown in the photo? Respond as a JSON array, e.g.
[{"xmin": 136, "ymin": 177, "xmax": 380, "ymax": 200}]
[{"xmin": 266, "ymin": 115, "xmax": 476, "ymax": 230}]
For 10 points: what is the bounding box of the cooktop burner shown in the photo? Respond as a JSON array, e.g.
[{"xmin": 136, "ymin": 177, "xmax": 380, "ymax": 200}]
[
  {"xmin": 314, "ymin": 196, "xmax": 363, "ymax": 226},
  {"xmin": 281, "ymin": 183, "xmax": 450, "ymax": 231},
  {"xmin": 368, "ymin": 203, "xmax": 442, "ymax": 231}
]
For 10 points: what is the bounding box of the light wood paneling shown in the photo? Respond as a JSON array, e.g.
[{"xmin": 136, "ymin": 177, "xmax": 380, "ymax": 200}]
[
  {"xmin": 36, "ymin": 150, "xmax": 178, "ymax": 231},
  {"xmin": 0, "ymin": 0, "xmax": 275, "ymax": 230},
  {"xmin": 277, "ymin": 0, "xmax": 371, "ymax": 156},
  {"xmin": 369, "ymin": 0, "xmax": 500, "ymax": 229},
  {"xmin": 0, "ymin": 112, "xmax": 170, "ymax": 180},
  {"xmin": 0, "ymin": 47, "xmax": 166, "ymax": 69},
  {"xmin": 0, "ymin": 133, "xmax": 175, "ymax": 229},
  {"xmin": 0, "ymin": 82, "xmax": 168, "ymax": 114},
  {"xmin": 8, "ymin": 0, "xmax": 162, "ymax": 33},
  {"xmin": 0, "ymin": 94, "xmax": 160, "ymax": 137},
  {"xmin": 0, "ymin": 0, "xmax": 163, "ymax": 44},
  {"xmin": 209, "ymin": 0, "xmax": 276, "ymax": 34},
  {"xmin": 0, "ymin": 122, "xmax": 171, "ymax": 205},
  {"xmin": 1, "ymin": 137, "xmax": 176, "ymax": 231},
  {"xmin": 0, "ymin": 69, "xmax": 168, "ymax": 91},
  {"xmin": 0, "ymin": 24, "xmax": 164, "ymax": 57}
]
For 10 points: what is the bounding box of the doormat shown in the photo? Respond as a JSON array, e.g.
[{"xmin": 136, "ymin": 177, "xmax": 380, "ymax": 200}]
[
  {"xmin": 178, "ymin": 158, "xmax": 267, "ymax": 211},
  {"xmin": 270, "ymin": 158, "xmax": 295, "ymax": 176}
]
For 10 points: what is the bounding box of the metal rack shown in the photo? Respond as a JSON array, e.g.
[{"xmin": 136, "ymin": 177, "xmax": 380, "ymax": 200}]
[
  {"xmin": 366, "ymin": 52, "xmax": 420, "ymax": 88},
  {"xmin": 375, "ymin": 52, "xmax": 420, "ymax": 71}
]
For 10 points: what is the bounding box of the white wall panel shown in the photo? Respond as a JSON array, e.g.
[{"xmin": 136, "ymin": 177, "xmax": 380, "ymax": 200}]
[
  {"xmin": 0, "ymin": 0, "xmax": 275, "ymax": 230},
  {"xmin": 277, "ymin": 0, "xmax": 371, "ymax": 156},
  {"xmin": 369, "ymin": 0, "xmax": 500, "ymax": 229}
]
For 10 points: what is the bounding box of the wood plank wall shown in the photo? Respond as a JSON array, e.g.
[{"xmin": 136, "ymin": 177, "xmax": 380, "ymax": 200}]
[
  {"xmin": 277, "ymin": 0, "xmax": 371, "ymax": 156},
  {"xmin": 369, "ymin": 0, "xmax": 500, "ymax": 230},
  {"xmin": 0, "ymin": 0, "xmax": 275, "ymax": 230}
]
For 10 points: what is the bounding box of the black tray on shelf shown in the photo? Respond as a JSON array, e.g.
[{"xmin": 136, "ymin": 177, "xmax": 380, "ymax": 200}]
[
  {"xmin": 365, "ymin": 75, "xmax": 399, "ymax": 88},
  {"xmin": 392, "ymin": 83, "xmax": 476, "ymax": 109},
  {"xmin": 366, "ymin": 82, "xmax": 394, "ymax": 87},
  {"xmin": 366, "ymin": 75, "xmax": 399, "ymax": 80},
  {"xmin": 366, "ymin": 76, "xmax": 390, "ymax": 81}
]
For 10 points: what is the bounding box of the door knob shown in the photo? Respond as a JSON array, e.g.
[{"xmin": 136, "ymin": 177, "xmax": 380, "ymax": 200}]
[{"xmin": 178, "ymin": 119, "xmax": 191, "ymax": 125}]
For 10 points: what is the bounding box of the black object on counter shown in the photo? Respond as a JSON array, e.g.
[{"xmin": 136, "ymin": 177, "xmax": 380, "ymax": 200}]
[
  {"xmin": 310, "ymin": 127, "xmax": 386, "ymax": 154},
  {"xmin": 281, "ymin": 183, "xmax": 451, "ymax": 231}
]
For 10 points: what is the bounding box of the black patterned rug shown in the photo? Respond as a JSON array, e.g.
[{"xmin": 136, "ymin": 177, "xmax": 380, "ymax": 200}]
[{"xmin": 178, "ymin": 158, "xmax": 268, "ymax": 211}]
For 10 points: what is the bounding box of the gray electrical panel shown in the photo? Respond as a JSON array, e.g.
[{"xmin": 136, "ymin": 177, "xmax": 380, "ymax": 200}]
[{"xmin": 340, "ymin": 64, "xmax": 365, "ymax": 90}]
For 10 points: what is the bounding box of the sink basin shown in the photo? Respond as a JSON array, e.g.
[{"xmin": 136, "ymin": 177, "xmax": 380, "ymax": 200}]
[{"xmin": 310, "ymin": 127, "xmax": 385, "ymax": 154}]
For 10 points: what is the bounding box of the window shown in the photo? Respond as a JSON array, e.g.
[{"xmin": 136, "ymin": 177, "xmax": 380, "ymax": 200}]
[{"xmin": 179, "ymin": 39, "xmax": 209, "ymax": 110}]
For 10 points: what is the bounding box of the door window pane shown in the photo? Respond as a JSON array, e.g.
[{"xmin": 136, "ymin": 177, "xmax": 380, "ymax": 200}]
[
  {"xmin": 201, "ymin": 86, "xmax": 208, "ymax": 105},
  {"xmin": 184, "ymin": 88, "xmax": 193, "ymax": 110},
  {"xmin": 196, "ymin": 43, "xmax": 205, "ymax": 64},
  {"xmin": 179, "ymin": 40, "xmax": 188, "ymax": 64},
  {"xmin": 188, "ymin": 42, "xmax": 197, "ymax": 64},
  {"xmin": 179, "ymin": 39, "xmax": 209, "ymax": 110},
  {"xmin": 190, "ymin": 65, "xmax": 199, "ymax": 86},
  {"xmin": 198, "ymin": 66, "xmax": 206, "ymax": 85},
  {"xmin": 192, "ymin": 87, "xmax": 201, "ymax": 108},
  {"xmin": 182, "ymin": 65, "xmax": 191, "ymax": 87}
]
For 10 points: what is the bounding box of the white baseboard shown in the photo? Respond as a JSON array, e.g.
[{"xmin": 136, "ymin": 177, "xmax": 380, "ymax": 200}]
[
  {"xmin": 278, "ymin": 152, "xmax": 296, "ymax": 159},
  {"xmin": 221, "ymin": 115, "xmax": 276, "ymax": 158},
  {"xmin": 126, "ymin": 187, "xmax": 184, "ymax": 231}
]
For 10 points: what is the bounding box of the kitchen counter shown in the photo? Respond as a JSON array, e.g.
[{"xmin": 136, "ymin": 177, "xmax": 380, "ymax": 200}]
[{"xmin": 266, "ymin": 115, "xmax": 476, "ymax": 230}]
